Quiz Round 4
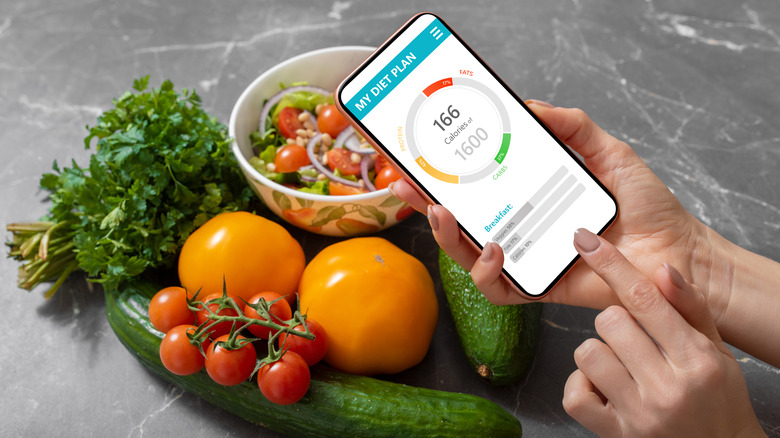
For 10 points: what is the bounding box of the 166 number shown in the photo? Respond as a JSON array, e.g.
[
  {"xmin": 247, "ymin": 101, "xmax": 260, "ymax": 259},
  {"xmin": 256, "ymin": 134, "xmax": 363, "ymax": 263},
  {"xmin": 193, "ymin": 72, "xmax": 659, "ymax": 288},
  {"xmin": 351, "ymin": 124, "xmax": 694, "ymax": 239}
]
[{"xmin": 432, "ymin": 105, "xmax": 460, "ymax": 131}]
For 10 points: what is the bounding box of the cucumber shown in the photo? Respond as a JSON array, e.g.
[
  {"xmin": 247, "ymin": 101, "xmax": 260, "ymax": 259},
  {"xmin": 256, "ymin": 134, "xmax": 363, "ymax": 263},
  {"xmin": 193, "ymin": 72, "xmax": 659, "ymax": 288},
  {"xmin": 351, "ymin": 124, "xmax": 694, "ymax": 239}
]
[
  {"xmin": 439, "ymin": 249, "xmax": 542, "ymax": 386},
  {"xmin": 105, "ymin": 278, "xmax": 523, "ymax": 437}
]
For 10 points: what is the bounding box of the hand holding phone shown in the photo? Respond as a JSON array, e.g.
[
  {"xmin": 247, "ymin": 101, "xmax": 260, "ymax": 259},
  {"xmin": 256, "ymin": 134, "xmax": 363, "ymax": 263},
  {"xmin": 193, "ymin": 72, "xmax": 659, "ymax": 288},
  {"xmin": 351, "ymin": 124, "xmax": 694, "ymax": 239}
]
[{"xmin": 337, "ymin": 13, "xmax": 617, "ymax": 299}]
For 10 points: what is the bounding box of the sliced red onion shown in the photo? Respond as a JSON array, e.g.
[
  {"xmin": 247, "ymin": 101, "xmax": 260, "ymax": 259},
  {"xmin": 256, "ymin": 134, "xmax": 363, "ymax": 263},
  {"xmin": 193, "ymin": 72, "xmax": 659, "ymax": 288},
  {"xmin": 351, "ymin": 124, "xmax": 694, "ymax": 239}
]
[
  {"xmin": 333, "ymin": 126, "xmax": 375, "ymax": 155},
  {"xmin": 332, "ymin": 126, "xmax": 353, "ymax": 148},
  {"xmin": 258, "ymin": 85, "xmax": 331, "ymax": 133},
  {"xmin": 306, "ymin": 133, "xmax": 325, "ymax": 169},
  {"xmin": 302, "ymin": 110, "xmax": 318, "ymax": 132},
  {"xmin": 360, "ymin": 155, "xmax": 376, "ymax": 192},
  {"xmin": 300, "ymin": 173, "xmax": 319, "ymax": 183},
  {"xmin": 306, "ymin": 133, "xmax": 362, "ymax": 188},
  {"xmin": 298, "ymin": 164, "xmax": 317, "ymax": 182}
]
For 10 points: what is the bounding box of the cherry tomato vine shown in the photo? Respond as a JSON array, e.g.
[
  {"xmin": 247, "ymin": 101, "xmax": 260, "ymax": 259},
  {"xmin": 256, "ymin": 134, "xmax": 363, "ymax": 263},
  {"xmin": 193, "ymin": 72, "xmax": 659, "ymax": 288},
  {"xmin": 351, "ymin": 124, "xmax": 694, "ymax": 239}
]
[
  {"xmin": 185, "ymin": 287, "xmax": 314, "ymax": 367},
  {"xmin": 152, "ymin": 281, "xmax": 322, "ymax": 403}
]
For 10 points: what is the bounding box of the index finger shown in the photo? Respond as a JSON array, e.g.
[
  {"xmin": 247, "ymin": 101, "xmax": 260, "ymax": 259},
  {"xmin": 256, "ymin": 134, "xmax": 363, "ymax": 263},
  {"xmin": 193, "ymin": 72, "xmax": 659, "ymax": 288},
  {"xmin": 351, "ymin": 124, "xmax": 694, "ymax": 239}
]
[{"xmin": 572, "ymin": 228, "xmax": 696, "ymax": 364}]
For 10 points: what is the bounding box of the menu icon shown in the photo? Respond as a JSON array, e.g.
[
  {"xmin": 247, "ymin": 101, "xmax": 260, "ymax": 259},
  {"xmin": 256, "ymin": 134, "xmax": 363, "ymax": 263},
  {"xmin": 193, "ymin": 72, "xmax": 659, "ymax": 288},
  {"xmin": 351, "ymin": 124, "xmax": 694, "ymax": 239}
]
[{"xmin": 430, "ymin": 26, "xmax": 444, "ymax": 40}]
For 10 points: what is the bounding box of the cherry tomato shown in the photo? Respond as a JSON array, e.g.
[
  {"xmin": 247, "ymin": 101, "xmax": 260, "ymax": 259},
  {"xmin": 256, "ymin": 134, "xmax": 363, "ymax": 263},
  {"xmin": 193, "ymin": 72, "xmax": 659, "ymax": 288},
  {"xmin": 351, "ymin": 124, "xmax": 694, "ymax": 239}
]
[
  {"xmin": 277, "ymin": 106, "xmax": 304, "ymax": 139},
  {"xmin": 274, "ymin": 144, "xmax": 311, "ymax": 173},
  {"xmin": 244, "ymin": 291, "xmax": 293, "ymax": 339},
  {"xmin": 374, "ymin": 165, "xmax": 401, "ymax": 190},
  {"xmin": 257, "ymin": 351, "xmax": 311, "ymax": 405},
  {"xmin": 279, "ymin": 319, "xmax": 328, "ymax": 366},
  {"xmin": 205, "ymin": 335, "xmax": 257, "ymax": 386},
  {"xmin": 328, "ymin": 181, "xmax": 368, "ymax": 196},
  {"xmin": 317, "ymin": 104, "xmax": 350, "ymax": 138},
  {"xmin": 374, "ymin": 155, "xmax": 389, "ymax": 174},
  {"xmin": 326, "ymin": 148, "xmax": 361, "ymax": 175},
  {"xmin": 149, "ymin": 286, "xmax": 195, "ymax": 333},
  {"xmin": 195, "ymin": 293, "xmax": 241, "ymax": 339},
  {"xmin": 160, "ymin": 324, "xmax": 210, "ymax": 376}
]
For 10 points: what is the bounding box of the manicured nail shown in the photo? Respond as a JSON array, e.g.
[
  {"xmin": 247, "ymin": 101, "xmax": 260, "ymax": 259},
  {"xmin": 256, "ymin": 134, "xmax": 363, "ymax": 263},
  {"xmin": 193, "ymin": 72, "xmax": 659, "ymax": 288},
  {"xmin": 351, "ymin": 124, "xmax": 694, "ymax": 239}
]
[
  {"xmin": 573, "ymin": 228, "xmax": 600, "ymax": 253},
  {"xmin": 387, "ymin": 181, "xmax": 398, "ymax": 198},
  {"xmin": 664, "ymin": 263, "xmax": 686, "ymax": 289},
  {"xmin": 524, "ymin": 99, "xmax": 554, "ymax": 109},
  {"xmin": 427, "ymin": 205, "xmax": 439, "ymax": 231},
  {"xmin": 482, "ymin": 242, "xmax": 494, "ymax": 262}
]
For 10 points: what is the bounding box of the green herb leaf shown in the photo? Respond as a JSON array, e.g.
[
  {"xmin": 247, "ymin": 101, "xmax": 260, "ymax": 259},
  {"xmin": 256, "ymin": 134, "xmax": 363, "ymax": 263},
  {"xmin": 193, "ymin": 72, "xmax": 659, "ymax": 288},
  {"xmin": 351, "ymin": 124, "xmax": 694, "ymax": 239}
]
[{"xmin": 7, "ymin": 77, "xmax": 254, "ymax": 296}]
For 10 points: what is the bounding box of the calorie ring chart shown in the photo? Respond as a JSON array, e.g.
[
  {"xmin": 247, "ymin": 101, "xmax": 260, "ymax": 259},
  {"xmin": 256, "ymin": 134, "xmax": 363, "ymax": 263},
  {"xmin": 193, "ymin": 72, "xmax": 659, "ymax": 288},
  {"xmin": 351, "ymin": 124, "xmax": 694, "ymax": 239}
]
[{"xmin": 405, "ymin": 76, "xmax": 512, "ymax": 184}]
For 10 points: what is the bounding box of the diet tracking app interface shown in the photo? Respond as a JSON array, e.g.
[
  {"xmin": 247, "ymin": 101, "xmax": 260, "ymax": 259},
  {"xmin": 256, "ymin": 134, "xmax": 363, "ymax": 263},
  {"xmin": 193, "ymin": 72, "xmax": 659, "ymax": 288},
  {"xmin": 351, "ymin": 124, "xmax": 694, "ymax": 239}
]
[{"xmin": 339, "ymin": 14, "xmax": 617, "ymax": 296}]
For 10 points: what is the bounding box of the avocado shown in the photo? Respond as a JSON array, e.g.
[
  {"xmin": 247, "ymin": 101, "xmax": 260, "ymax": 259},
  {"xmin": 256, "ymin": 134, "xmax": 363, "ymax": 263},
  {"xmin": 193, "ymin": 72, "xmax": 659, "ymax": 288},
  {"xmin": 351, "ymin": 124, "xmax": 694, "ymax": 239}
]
[{"xmin": 439, "ymin": 249, "xmax": 542, "ymax": 386}]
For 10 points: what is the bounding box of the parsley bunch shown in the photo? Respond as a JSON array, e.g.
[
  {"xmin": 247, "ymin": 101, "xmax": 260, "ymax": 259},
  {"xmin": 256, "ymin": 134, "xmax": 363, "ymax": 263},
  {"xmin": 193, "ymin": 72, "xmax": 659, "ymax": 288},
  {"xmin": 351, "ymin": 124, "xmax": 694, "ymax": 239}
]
[{"xmin": 6, "ymin": 76, "xmax": 252, "ymax": 297}]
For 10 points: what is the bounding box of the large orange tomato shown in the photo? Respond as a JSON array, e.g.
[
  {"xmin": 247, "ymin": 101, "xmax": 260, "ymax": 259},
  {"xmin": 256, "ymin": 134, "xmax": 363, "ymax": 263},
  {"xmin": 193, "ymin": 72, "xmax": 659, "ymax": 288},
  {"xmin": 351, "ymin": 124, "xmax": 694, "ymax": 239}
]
[
  {"xmin": 298, "ymin": 237, "xmax": 437, "ymax": 375},
  {"xmin": 178, "ymin": 212, "xmax": 305, "ymax": 303}
]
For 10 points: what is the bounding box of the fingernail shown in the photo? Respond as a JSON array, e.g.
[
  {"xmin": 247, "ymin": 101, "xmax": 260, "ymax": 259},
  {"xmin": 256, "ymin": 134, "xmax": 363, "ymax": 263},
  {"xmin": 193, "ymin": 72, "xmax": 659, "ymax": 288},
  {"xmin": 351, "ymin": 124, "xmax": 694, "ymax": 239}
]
[
  {"xmin": 427, "ymin": 205, "xmax": 439, "ymax": 231},
  {"xmin": 664, "ymin": 263, "xmax": 686, "ymax": 289},
  {"xmin": 482, "ymin": 243, "xmax": 494, "ymax": 262},
  {"xmin": 525, "ymin": 99, "xmax": 554, "ymax": 109},
  {"xmin": 573, "ymin": 228, "xmax": 601, "ymax": 253},
  {"xmin": 387, "ymin": 181, "xmax": 398, "ymax": 198}
]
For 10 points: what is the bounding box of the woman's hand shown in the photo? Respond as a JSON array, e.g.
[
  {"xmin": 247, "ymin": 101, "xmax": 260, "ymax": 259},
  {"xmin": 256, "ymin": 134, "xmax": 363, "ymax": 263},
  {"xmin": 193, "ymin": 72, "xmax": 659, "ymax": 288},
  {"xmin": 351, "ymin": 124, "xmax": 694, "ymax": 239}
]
[
  {"xmin": 561, "ymin": 228, "xmax": 764, "ymax": 438},
  {"xmin": 390, "ymin": 101, "xmax": 719, "ymax": 312}
]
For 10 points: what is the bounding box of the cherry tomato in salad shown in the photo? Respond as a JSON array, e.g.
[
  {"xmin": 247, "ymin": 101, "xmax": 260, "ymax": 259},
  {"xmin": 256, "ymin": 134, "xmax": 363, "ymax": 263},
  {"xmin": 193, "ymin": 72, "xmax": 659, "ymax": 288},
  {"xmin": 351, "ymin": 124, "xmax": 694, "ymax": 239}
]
[
  {"xmin": 326, "ymin": 148, "xmax": 361, "ymax": 175},
  {"xmin": 195, "ymin": 293, "xmax": 241, "ymax": 339},
  {"xmin": 274, "ymin": 144, "xmax": 311, "ymax": 173},
  {"xmin": 278, "ymin": 319, "xmax": 328, "ymax": 366},
  {"xmin": 160, "ymin": 324, "xmax": 210, "ymax": 376},
  {"xmin": 244, "ymin": 291, "xmax": 293, "ymax": 339},
  {"xmin": 328, "ymin": 181, "xmax": 368, "ymax": 196},
  {"xmin": 374, "ymin": 165, "xmax": 402, "ymax": 190},
  {"xmin": 149, "ymin": 286, "xmax": 195, "ymax": 333},
  {"xmin": 317, "ymin": 104, "xmax": 350, "ymax": 138},
  {"xmin": 205, "ymin": 334, "xmax": 257, "ymax": 386},
  {"xmin": 277, "ymin": 106, "xmax": 304, "ymax": 139},
  {"xmin": 374, "ymin": 155, "xmax": 389, "ymax": 174},
  {"xmin": 257, "ymin": 351, "xmax": 311, "ymax": 405}
]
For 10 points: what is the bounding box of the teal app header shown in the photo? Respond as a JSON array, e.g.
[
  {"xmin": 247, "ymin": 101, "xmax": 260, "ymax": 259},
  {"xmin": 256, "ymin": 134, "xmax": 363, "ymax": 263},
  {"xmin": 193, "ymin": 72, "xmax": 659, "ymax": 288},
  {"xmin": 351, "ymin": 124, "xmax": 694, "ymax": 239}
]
[{"xmin": 346, "ymin": 18, "xmax": 451, "ymax": 120}]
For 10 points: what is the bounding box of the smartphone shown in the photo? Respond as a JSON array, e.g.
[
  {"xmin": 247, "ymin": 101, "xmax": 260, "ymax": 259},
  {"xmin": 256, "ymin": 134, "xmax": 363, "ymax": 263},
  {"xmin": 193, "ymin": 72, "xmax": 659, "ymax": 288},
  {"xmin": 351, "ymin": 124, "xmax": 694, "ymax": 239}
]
[{"xmin": 336, "ymin": 13, "xmax": 618, "ymax": 298}]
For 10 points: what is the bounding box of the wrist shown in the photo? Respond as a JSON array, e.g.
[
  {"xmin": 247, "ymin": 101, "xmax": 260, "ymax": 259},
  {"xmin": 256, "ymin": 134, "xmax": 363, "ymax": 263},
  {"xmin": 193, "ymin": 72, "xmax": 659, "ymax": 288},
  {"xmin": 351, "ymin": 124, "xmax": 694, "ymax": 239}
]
[
  {"xmin": 689, "ymin": 222, "xmax": 736, "ymax": 334},
  {"xmin": 690, "ymin": 221, "xmax": 780, "ymax": 366}
]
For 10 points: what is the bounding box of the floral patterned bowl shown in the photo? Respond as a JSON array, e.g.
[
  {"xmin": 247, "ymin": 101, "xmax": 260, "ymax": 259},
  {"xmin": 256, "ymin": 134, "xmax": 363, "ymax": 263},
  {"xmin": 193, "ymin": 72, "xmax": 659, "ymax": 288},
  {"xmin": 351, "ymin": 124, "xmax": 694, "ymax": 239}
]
[{"xmin": 229, "ymin": 46, "xmax": 414, "ymax": 236}]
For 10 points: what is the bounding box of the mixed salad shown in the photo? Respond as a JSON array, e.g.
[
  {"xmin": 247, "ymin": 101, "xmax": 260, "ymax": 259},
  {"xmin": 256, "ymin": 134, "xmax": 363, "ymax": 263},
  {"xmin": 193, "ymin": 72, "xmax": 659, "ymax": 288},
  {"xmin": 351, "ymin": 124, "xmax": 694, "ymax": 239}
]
[{"xmin": 249, "ymin": 84, "xmax": 401, "ymax": 196}]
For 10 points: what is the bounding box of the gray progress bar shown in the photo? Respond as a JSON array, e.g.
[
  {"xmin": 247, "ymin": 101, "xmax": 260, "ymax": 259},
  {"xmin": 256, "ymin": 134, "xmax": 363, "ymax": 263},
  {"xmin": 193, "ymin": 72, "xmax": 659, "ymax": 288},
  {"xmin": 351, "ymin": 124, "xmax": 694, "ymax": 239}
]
[
  {"xmin": 509, "ymin": 183, "xmax": 586, "ymax": 263},
  {"xmin": 491, "ymin": 165, "xmax": 568, "ymax": 243}
]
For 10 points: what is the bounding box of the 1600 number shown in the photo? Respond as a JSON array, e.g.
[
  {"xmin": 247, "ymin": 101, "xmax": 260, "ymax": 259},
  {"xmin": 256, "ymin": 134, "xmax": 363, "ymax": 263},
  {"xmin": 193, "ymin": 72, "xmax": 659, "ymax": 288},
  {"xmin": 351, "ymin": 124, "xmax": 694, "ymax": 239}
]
[{"xmin": 454, "ymin": 127, "xmax": 488, "ymax": 160}]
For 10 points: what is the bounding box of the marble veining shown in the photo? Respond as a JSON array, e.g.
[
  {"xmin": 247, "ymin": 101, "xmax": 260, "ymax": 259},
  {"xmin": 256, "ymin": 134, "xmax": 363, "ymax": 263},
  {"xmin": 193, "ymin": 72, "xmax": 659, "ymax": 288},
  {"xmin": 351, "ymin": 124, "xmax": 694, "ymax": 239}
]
[{"xmin": 2, "ymin": 0, "xmax": 779, "ymax": 436}]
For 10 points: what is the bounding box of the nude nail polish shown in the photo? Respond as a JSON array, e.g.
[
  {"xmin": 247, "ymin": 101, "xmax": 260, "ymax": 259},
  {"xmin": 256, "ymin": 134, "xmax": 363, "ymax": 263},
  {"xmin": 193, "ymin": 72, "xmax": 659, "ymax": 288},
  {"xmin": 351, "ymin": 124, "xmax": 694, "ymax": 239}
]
[
  {"xmin": 664, "ymin": 263, "xmax": 686, "ymax": 289},
  {"xmin": 481, "ymin": 243, "xmax": 494, "ymax": 262},
  {"xmin": 573, "ymin": 228, "xmax": 600, "ymax": 253}
]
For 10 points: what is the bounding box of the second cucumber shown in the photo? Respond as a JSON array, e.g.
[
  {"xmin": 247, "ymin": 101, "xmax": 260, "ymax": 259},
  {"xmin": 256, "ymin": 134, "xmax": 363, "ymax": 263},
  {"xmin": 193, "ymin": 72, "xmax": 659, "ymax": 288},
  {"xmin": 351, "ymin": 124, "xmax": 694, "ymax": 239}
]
[{"xmin": 439, "ymin": 249, "xmax": 542, "ymax": 386}]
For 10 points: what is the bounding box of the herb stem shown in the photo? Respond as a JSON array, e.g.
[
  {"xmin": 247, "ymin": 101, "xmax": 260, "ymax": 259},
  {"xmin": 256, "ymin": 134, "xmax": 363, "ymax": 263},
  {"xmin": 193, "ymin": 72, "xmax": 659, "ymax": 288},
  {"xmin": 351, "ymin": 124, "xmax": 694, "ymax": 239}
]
[{"xmin": 7, "ymin": 220, "xmax": 79, "ymax": 297}]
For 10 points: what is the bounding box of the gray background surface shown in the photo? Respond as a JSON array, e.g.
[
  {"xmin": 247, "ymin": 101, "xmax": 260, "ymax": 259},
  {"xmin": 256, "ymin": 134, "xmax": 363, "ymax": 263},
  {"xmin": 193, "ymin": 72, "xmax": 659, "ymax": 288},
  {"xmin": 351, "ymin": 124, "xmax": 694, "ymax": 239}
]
[{"xmin": 2, "ymin": 0, "xmax": 779, "ymax": 436}]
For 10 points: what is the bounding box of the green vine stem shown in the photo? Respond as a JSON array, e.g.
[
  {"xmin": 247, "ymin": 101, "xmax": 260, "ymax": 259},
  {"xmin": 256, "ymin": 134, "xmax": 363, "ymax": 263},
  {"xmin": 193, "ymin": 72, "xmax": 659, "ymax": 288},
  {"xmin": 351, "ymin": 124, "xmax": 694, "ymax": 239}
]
[
  {"xmin": 186, "ymin": 291, "xmax": 314, "ymax": 370},
  {"xmin": 6, "ymin": 220, "xmax": 79, "ymax": 298}
]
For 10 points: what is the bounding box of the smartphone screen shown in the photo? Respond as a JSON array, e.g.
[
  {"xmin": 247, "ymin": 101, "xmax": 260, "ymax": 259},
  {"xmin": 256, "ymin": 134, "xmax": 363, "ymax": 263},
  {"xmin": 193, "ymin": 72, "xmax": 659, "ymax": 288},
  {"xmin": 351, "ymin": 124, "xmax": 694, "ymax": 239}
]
[{"xmin": 337, "ymin": 13, "xmax": 617, "ymax": 297}]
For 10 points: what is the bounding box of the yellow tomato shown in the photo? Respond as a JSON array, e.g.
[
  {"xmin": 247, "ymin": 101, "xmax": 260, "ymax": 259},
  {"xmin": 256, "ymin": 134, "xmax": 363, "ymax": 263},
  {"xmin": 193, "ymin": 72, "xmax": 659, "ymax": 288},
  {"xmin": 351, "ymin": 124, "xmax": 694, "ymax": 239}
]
[
  {"xmin": 298, "ymin": 237, "xmax": 438, "ymax": 375},
  {"xmin": 178, "ymin": 211, "xmax": 305, "ymax": 303}
]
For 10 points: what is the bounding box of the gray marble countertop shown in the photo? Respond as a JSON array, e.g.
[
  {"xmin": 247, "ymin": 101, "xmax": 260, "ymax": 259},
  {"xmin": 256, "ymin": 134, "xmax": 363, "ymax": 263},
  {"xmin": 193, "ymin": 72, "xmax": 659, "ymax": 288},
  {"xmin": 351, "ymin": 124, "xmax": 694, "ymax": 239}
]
[{"xmin": 2, "ymin": 0, "xmax": 779, "ymax": 436}]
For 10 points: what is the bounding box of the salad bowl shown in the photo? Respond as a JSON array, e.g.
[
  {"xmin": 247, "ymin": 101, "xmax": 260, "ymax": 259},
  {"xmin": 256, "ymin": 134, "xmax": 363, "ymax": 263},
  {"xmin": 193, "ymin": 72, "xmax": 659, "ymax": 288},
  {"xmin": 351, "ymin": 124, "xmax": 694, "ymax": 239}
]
[{"xmin": 229, "ymin": 46, "xmax": 414, "ymax": 236}]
